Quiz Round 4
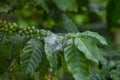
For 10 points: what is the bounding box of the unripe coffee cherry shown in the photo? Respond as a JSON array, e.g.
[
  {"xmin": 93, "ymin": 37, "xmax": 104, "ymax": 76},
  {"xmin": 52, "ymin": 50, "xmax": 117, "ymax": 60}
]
[
  {"xmin": 12, "ymin": 22, "xmax": 17, "ymax": 28},
  {"xmin": 9, "ymin": 25, "xmax": 14, "ymax": 29},
  {"xmin": 32, "ymin": 26, "xmax": 35, "ymax": 29},
  {"xmin": 19, "ymin": 30, "xmax": 23, "ymax": 34},
  {"xmin": 8, "ymin": 22, "xmax": 12, "ymax": 26},
  {"xmin": 27, "ymin": 27, "xmax": 31, "ymax": 30}
]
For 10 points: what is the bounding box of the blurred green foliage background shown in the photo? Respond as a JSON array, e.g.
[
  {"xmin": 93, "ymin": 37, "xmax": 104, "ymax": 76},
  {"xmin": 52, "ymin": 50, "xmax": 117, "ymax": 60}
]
[{"xmin": 0, "ymin": 0, "xmax": 120, "ymax": 80}]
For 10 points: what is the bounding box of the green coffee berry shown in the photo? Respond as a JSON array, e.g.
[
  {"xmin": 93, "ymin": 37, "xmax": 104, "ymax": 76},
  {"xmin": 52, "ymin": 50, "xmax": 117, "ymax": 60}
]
[
  {"xmin": 12, "ymin": 22, "xmax": 17, "ymax": 28},
  {"xmin": 36, "ymin": 30, "xmax": 40, "ymax": 33},
  {"xmin": 40, "ymin": 29, "xmax": 46, "ymax": 35},
  {"xmin": 8, "ymin": 22, "xmax": 12, "ymax": 26},
  {"xmin": 29, "ymin": 30, "xmax": 33, "ymax": 33},
  {"xmin": 27, "ymin": 27, "xmax": 31, "ymax": 30},
  {"xmin": 19, "ymin": 30, "xmax": 23, "ymax": 34},
  {"xmin": 32, "ymin": 26, "xmax": 35, "ymax": 29},
  {"xmin": 9, "ymin": 25, "xmax": 14, "ymax": 29}
]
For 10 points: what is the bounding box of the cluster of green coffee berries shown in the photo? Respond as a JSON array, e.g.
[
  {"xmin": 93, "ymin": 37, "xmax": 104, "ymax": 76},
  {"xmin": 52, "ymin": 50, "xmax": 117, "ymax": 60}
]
[
  {"xmin": 0, "ymin": 20, "xmax": 17, "ymax": 34},
  {"xmin": 18, "ymin": 26, "xmax": 47, "ymax": 38},
  {"xmin": 0, "ymin": 20, "xmax": 47, "ymax": 38}
]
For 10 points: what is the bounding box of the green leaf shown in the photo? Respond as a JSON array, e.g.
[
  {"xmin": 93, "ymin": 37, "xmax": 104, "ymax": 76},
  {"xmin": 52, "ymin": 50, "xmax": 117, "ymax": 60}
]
[
  {"xmin": 0, "ymin": 34, "xmax": 16, "ymax": 74},
  {"xmin": 31, "ymin": 53, "xmax": 50, "ymax": 80},
  {"xmin": 50, "ymin": 53, "xmax": 62, "ymax": 75},
  {"xmin": 44, "ymin": 36, "xmax": 61, "ymax": 74},
  {"xmin": 21, "ymin": 39, "xmax": 43, "ymax": 76},
  {"xmin": 52, "ymin": 0, "xmax": 78, "ymax": 12},
  {"xmin": 62, "ymin": 13, "xmax": 78, "ymax": 32},
  {"xmin": 64, "ymin": 39, "xmax": 90, "ymax": 80},
  {"xmin": 10, "ymin": 34, "xmax": 26, "ymax": 56},
  {"xmin": 74, "ymin": 37, "xmax": 99, "ymax": 64},
  {"xmin": 39, "ymin": 1, "xmax": 49, "ymax": 13},
  {"xmin": 36, "ymin": 53, "xmax": 50, "ymax": 80},
  {"xmin": 110, "ymin": 70, "xmax": 120, "ymax": 80},
  {"xmin": 106, "ymin": 0, "xmax": 120, "ymax": 28},
  {"xmin": 44, "ymin": 39, "xmax": 55, "ymax": 58},
  {"xmin": 81, "ymin": 31, "xmax": 107, "ymax": 45}
]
